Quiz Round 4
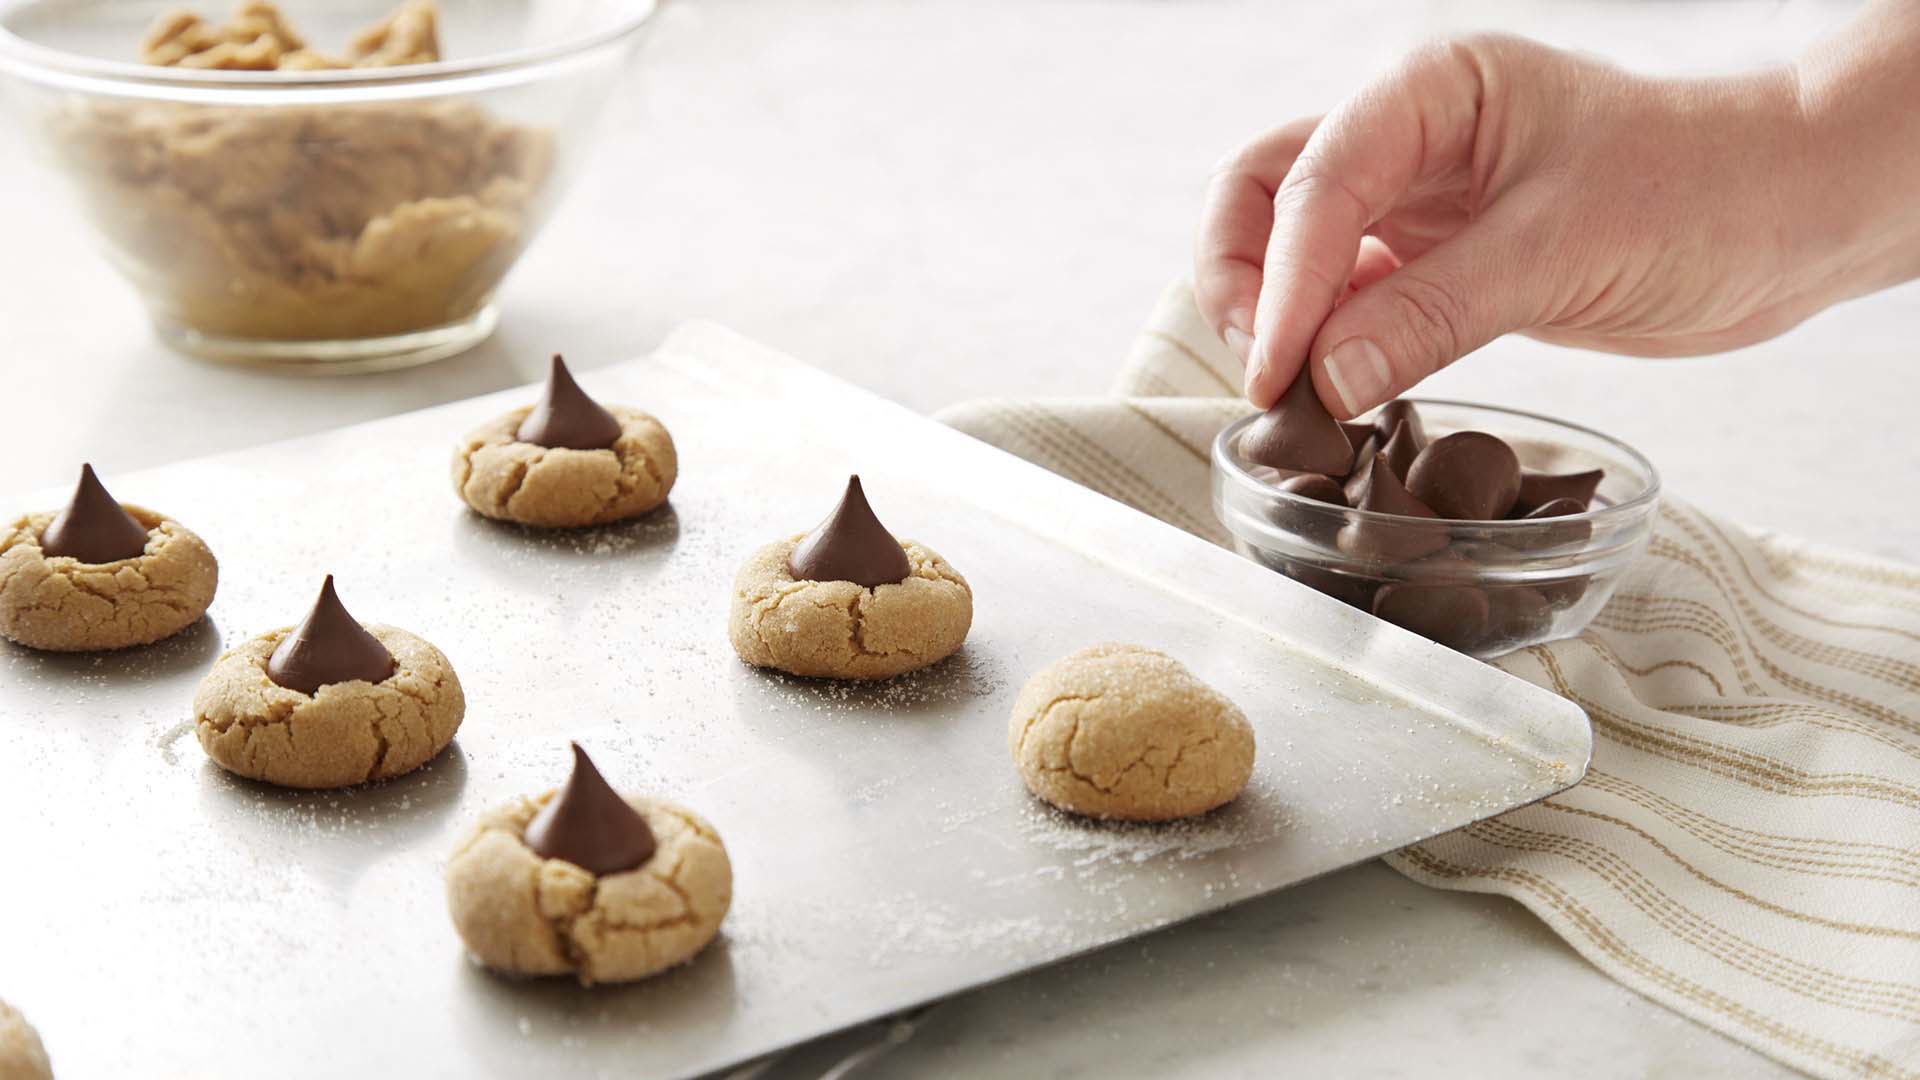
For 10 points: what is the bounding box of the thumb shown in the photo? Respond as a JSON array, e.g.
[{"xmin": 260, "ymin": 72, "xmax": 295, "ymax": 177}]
[{"xmin": 1307, "ymin": 201, "xmax": 1554, "ymax": 418}]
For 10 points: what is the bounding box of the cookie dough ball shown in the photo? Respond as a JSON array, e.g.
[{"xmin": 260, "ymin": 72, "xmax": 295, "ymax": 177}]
[
  {"xmin": 0, "ymin": 999, "xmax": 52, "ymax": 1080},
  {"xmin": 194, "ymin": 606, "xmax": 464, "ymax": 789},
  {"xmin": 727, "ymin": 537, "xmax": 972, "ymax": 680},
  {"xmin": 1010, "ymin": 644, "xmax": 1255, "ymax": 821},
  {"xmin": 446, "ymin": 793, "xmax": 732, "ymax": 985},
  {"xmin": 451, "ymin": 356, "xmax": 676, "ymax": 528},
  {"xmin": 0, "ymin": 466, "xmax": 217, "ymax": 652}
]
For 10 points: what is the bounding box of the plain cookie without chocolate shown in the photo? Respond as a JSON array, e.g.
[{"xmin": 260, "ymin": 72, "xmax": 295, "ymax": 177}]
[
  {"xmin": 1009, "ymin": 644, "xmax": 1255, "ymax": 821},
  {"xmin": 0, "ymin": 999, "xmax": 52, "ymax": 1080}
]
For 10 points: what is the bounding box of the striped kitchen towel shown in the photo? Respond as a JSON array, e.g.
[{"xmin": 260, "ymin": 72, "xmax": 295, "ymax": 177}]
[{"xmin": 938, "ymin": 280, "xmax": 1920, "ymax": 1079}]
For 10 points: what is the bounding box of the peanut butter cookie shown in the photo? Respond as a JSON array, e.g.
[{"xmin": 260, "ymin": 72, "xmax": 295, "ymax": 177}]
[
  {"xmin": 0, "ymin": 465, "xmax": 217, "ymax": 652},
  {"xmin": 446, "ymin": 745, "xmax": 732, "ymax": 985},
  {"xmin": 0, "ymin": 1000, "xmax": 52, "ymax": 1080},
  {"xmin": 194, "ymin": 577, "xmax": 463, "ymax": 789},
  {"xmin": 727, "ymin": 476, "xmax": 972, "ymax": 680},
  {"xmin": 1010, "ymin": 644, "xmax": 1255, "ymax": 821},
  {"xmin": 452, "ymin": 356, "xmax": 677, "ymax": 528}
]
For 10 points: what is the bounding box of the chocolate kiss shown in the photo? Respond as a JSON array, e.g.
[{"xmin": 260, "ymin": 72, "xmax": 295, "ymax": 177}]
[
  {"xmin": 788, "ymin": 475, "xmax": 912, "ymax": 587},
  {"xmin": 515, "ymin": 355, "xmax": 623, "ymax": 450},
  {"xmin": 39, "ymin": 464, "xmax": 150, "ymax": 564},
  {"xmin": 524, "ymin": 742, "xmax": 657, "ymax": 876},
  {"xmin": 1275, "ymin": 473, "xmax": 1348, "ymax": 507},
  {"xmin": 266, "ymin": 575, "xmax": 397, "ymax": 695},
  {"xmin": 1338, "ymin": 421, "xmax": 1374, "ymax": 455},
  {"xmin": 1343, "ymin": 421, "xmax": 1420, "ymax": 503},
  {"xmin": 1239, "ymin": 373, "xmax": 1356, "ymax": 476},
  {"xmin": 1512, "ymin": 469, "xmax": 1604, "ymax": 517},
  {"xmin": 1406, "ymin": 432, "xmax": 1522, "ymax": 520},
  {"xmin": 1338, "ymin": 453, "xmax": 1449, "ymax": 562},
  {"xmin": 1373, "ymin": 400, "xmax": 1427, "ymax": 449}
]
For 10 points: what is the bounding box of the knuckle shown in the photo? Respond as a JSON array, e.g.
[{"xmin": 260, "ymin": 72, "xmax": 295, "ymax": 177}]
[{"xmin": 1383, "ymin": 273, "xmax": 1472, "ymax": 373}]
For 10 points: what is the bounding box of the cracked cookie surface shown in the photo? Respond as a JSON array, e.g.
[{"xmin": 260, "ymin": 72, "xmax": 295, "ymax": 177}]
[
  {"xmin": 451, "ymin": 405, "xmax": 677, "ymax": 528},
  {"xmin": 0, "ymin": 999, "xmax": 51, "ymax": 1080},
  {"xmin": 726, "ymin": 536, "xmax": 972, "ymax": 680},
  {"xmin": 1009, "ymin": 643, "xmax": 1254, "ymax": 821},
  {"xmin": 445, "ymin": 793, "xmax": 731, "ymax": 984},
  {"xmin": 0, "ymin": 506, "xmax": 217, "ymax": 652},
  {"xmin": 194, "ymin": 625, "xmax": 464, "ymax": 789}
]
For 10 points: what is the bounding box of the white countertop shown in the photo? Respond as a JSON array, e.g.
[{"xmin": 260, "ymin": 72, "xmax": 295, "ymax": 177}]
[{"xmin": 3, "ymin": 0, "xmax": 1907, "ymax": 1075}]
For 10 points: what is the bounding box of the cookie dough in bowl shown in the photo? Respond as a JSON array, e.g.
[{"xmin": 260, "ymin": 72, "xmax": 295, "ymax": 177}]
[
  {"xmin": 0, "ymin": 464, "xmax": 218, "ymax": 652},
  {"xmin": 0, "ymin": 999, "xmax": 52, "ymax": 1080},
  {"xmin": 452, "ymin": 355, "xmax": 678, "ymax": 528},
  {"xmin": 446, "ymin": 743, "xmax": 733, "ymax": 985},
  {"xmin": 1010, "ymin": 644, "xmax": 1255, "ymax": 821},
  {"xmin": 727, "ymin": 475, "xmax": 972, "ymax": 680},
  {"xmin": 194, "ymin": 575, "xmax": 464, "ymax": 789}
]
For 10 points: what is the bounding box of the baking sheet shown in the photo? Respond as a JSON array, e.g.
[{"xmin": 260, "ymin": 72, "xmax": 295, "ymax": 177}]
[{"xmin": 0, "ymin": 323, "xmax": 1590, "ymax": 1078}]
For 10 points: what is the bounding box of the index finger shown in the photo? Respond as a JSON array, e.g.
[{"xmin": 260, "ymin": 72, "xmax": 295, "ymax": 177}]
[
  {"xmin": 1246, "ymin": 43, "xmax": 1485, "ymax": 407},
  {"xmin": 1193, "ymin": 116, "xmax": 1321, "ymax": 364}
]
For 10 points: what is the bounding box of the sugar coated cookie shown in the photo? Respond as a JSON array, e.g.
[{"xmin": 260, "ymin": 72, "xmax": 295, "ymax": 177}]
[
  {"xmin": 0, "ymin": 464, "xmax": 217, "ymax": 652},
  {"xmin": 0, "ymin": 999, "xmax": 52, "ymax": 1080},
  {"xmin": 452, "ymin": 355, "xmax": 676, "ymax": 528},
  {"xmin": 446, "ymin": 744, "xmax": 732, "ymax": 985},
  {"xmin": 1010, "ymin": 643, "xmax": 1255, "ymax": 821},
  {"xmin": 727, "ymin": 476, "xmax": 971, "ymax": 680},
  {"xmin": 194, "ymin": 576, "xmax": 463, "ymax": 789}
]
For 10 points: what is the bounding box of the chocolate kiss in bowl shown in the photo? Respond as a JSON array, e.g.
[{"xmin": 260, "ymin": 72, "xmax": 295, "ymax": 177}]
[
  {"xmin": 1512, "ymin": 468, "xmax": 1604, "ymax": 517},
  {"xmin": 266, "ymin": 575, "xmax": 397, "ymax": 695},
  {"xmin": 524, "ymin": 743, "xmax": 657, "ymax": 877},
  {"xmin": 1343, "ymin": 421, "xmax": 1421, "ymax": 503},
  {"xmin": 1373, "ymin": 399, "xmax": 1427, "ymax": 449},
  {"xmin": 1275, "ymin": 473, "xmax": 1348, "ymax": 507},
  {"xmin": 516, "ymin": 355, "xmax": 623, "ymax": 451},
  {"xmin": 1337, "ymin": 453, "xmax": 1449, "ymax": 562},
  {"xmin": 39, "ymin": 463, "xmax": 150, "ymax": 564},
  {"xmin": 1406, "ymin": 431, "xmax": 1522, "ymax": 520},
  {"xmin": 1239, "ymin": 373, "xmax": 1356, "ymax": 476},
  {"xmin": 788, "ymin": 475, "xmax": 912, "ymax": 588}
]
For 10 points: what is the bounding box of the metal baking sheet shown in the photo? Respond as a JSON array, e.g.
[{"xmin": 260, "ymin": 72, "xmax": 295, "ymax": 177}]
[{"xmin": 0, "ymin": 323, "xmax": 1590, "ymax": 1078}]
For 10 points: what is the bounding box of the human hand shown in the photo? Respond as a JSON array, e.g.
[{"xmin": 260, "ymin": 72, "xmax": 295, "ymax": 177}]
[{"xmin": 1196, "ymin": 6, "xmax": 1920, "ymax": 416}]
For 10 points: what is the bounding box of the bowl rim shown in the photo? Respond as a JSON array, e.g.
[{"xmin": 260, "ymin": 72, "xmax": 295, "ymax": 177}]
[
  {"xmin": 1212, "ymin": 396, "xmax": 1664, "ymax": 531},
  {"xmin": 0, "ymin": 0, "xmax": 656, "ymax": 91}
]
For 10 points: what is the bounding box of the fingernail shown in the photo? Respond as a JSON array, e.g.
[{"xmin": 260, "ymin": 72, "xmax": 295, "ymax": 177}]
[
  {"xmin": 1321, "ymin": 338, "xmax": 1392, "ymax": 416},
  {"xmin": 1223, "ymin": 326, "xmax": 1252, "ymax": 365}
]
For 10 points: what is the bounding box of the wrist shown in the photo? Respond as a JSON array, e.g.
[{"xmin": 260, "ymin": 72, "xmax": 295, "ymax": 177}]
[{"xmin": 1790, "ymin": 0, "xmax": 1920, "ymax": 300}]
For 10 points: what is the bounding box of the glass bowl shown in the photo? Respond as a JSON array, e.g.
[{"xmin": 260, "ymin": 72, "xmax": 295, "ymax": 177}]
[
  {"xmin": 1211, "ymin": 399, "xmax": 1660, "ymax": 658},
  {"xmin": 0, "ymin": 0, "xmax": 656, "ymax": 371}
]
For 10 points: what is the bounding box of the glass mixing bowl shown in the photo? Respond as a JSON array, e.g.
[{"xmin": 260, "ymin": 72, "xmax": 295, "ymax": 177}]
[
  {"xmin": 1212, "ymin": 400, "xmax": 1661, "ymax": 659},
  {"xmin": 0, "ymin": 0, "xmax": 656, "ymax": 371}
]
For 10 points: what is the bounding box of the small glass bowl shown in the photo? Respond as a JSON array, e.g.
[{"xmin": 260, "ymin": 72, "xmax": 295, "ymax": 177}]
[
  {"xmin": 0, "ymin": 0, "xmax": 656, "ymax": 372},
  {"xmin": 1211, "ymin": 400, "xmax": 1660, "ymax": 658}
]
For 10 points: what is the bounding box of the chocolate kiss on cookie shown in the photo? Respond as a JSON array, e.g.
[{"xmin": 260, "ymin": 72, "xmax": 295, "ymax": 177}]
[
  {"xmin": 788, "ymin": 475, "xmax": 912, "ymax": 588},
  {"xmin": 1239, "ymin": 373, "xmax": 1356, "ymax": 476},
  {"xmin": 40, "ymin": 464, "xmax": 150, "ymax": 563},
  {"xmin": 1337, "ymin": 453, "xmax": 1449, "ymax": 562},
  {"xmin": 267, "ymin": 575, "xmax": 397, "ymax": 694},
  {"xmin": 1511, "ymin": 468, "xmax": 1604, "ymax": 517},
  {"xmin": 1276, "ymin": 473, "xmax": 1348, "ymax": 507},
  {"xmin": 1373, "ymin": 399, "xmax": 1427, "ymax": 449},
  {"xmin": 1406, "ymin": 431, "xmax": 1522, "ymax": 520},
  {"xmin": 524, "ymin": 743, "xmax": 657, "ymax": 876},
  {"xmin": 516, "ymin": 355, "xmax": 623, "ymax": 451}
]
